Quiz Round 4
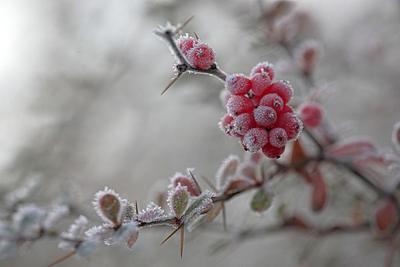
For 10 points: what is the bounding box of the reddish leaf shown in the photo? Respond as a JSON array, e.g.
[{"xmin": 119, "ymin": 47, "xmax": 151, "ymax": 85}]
[{"xmin": 374, "ymin": 199, "xmax": 399, "ymax": 235}]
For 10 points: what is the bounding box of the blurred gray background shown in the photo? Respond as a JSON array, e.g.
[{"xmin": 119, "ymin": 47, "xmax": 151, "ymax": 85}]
[{"xmin": 1, "ymin": 0, "xmax": 400, "ymax": 266}]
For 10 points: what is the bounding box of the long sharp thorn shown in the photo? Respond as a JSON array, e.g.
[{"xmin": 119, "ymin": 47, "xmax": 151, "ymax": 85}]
[
  {"xmin": 222, "ymin": 202, "xmax": 227, "ymax": 232},
  {"xmin": 193, "ymin": 32, "xmax": 200, "ymax": 40},
  {"xmin": 180, "ymin": 227, "xmax": 185, "ymax": 259},
  {"xmin": 161, "ymin": 73, "xmax": 182, "ymax": 95},
  {"xmin": 47, "ymin": 250, "xmax": 76, "ymax": 267},
  {"xmin": 160, "ymin": 225, "xmax": 183, "ymax": 245},
  {"xmin": 188, "ymin": 170, "xmax": 202, "ymax": 193},
  {"xmin": 175, "ymin": 15, "xmax": 194, "ymax": 33},
  {"xmin": 135, "ymin": 201, "xmax": 139, "ymax": 214}
]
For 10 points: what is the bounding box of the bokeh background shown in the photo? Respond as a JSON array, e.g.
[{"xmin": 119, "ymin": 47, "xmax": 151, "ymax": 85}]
[{"xmin": 1, "ymin": 0, "xmax": 400, "ymax": 266}]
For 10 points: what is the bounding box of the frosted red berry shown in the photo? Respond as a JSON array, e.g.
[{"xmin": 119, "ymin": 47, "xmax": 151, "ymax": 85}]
[
  {"xmin": 177, "ymin": 36, "xmax": 198, "ymax": 56},
  {"xmin": 298, "ymin": 102, "xmax": 324, "ymax": 128},
  {"xmin": 269, "ymin": 80, "xmax": 294, "ymax": 103},
  {"xmin": 262, "ymin": 143, "xmax": 285, "ymax": 159},
  {"xmin": 277, "ymin": 113, "xmax": 303, "ymax": 140},
  {"xmin": 253, "ymin": 106, "xmax": 277, "ymax": 127},
  {"xmin": 233, "ymin": 113, "xmax": 255, "ymax": 136},
  {"xmin": 225, "ymin": 74, "xmax": 252, "ymax": 95},
  {"xmin": 218, "ymin": 114, "xmax": 234, "ymax": 134},
  {"xmin": 187, "ymin": 43, "xmax": 215, "ymax": 70},
  {"xmin": 259, "ymin": 93, "xmax": 284, "ymax": 112},
  {"xmin": 269, "ymin": 128, "xmax": 288, "ymax": 148},
  {"xmin": 250, "ymin": 62, "xmax": 275, "ymax": 80},
  {"xmin": 219, "ymin": 61, "xmax": 302, "ymax": 158},
  {"xmin": 242, "ymin": 128, "xmax": 269, "ymax": 153},
  {"xmin": 227, "ymin": 95, "xmax": 253, "ymax": 116},
  {"xmin": 251, "ymin": 72, "xmax": 272, "ymax": 96}
]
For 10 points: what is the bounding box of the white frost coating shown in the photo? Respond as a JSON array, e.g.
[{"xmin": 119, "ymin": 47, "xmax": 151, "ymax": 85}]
[
  {"xmin": 225, "ymin": 74, "xmax": 251, "ymax": 95},
  {"xmin": 12, "ymin": 204, "xmax": 45, "ymax": 237},
  {"xmin": 253, "ymin": 106, "xmax": 277, "ymax": 127},
  {"xmin": 183, "ymin": 190, "xmax": 214, "ymax": 224},
  {"xmin": 243, "ymin": 128, "xmax": 269, "ymax": 153},
  {"xmin": 137, "ymin": 202, "xmax": 167, "ymax": 223},
  {"xmin": 59, "ymin": 215, "xmax": 88, "ymax": 251},
  {"xmin": 215, "ymin": 155, "xmax": 240, "ymax": 190},
  {"xmin": 104, "ymin": 222, "xmax": 139, "ymax": 249},
  {"xmin": 219, "ymin": 89, "xmax": 231, "ymax": 108},
  {"xmin": 269, "ymin": 128, "xmax": 288, "ymax": 148},
  {"xmin": 233, "ymin": 113, "xmax": 253, "ymax": 136},
  {"xmin": 42, "ymin": 205, "xmax": 70, "ymax": 230},
  {"xmin": 93, "ymin": 187, "xmax": 124, "ymax": 225},
  {"xmin": 250, "ymin": 61, "xmax": 274, "ymax": 78},
  {"xmin": 226, "ymin": 95, "xmax": 252, "ymax": 116},
  {"xmin": 167, "ymin": 184, "xmax": 189, "ymax": 217}
]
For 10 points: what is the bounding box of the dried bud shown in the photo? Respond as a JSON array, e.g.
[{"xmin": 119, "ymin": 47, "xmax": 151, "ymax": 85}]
[{"xmin": 93, "ymin": 187, "xmax": 123, "ymax": 226}]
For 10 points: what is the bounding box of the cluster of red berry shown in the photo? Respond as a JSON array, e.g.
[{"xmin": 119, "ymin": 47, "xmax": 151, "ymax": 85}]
[
  {"xmin": 177, "ymin": 35, "xmax": 215, "ymax": 70},
  {"xmin": 219, "ymin": 62, "xmax": 303, "ymax": 158}
]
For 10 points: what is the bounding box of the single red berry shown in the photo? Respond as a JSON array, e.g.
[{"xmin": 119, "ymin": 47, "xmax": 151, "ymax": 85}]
[
  {"xmin": 259, "ymin": 93, "xmax": 284, "ymax": 112},
  {"xmin": 187, "ymin": 43, "xmax": 215, "ymax": 70},
  {"xmin": 268, "ymin": 80, "xmax": 294, "ymax": 103},
  {"xmin": 242, "ymin": 128, "xmax": 269, "ymax": 153},
  {"xmin": 225, "ymin": 74, "xmax": 252, "ymax": 95},
  {"xmin": 177, "ymin": 36, "xmax": 198, "ymax": 56},
  {"xmin": 226, "ymin": 95, "xmax": 253, "ymax": 116},
  {"xmin": 298, "ymin": 102, "xmax": 324, "ymax": 128},
  {"xmin": 233, "ymin": 113, "xmax": 256, "ymax": 136},
  {"xmin": 250, "ymin": 62, "xmax": 275, "ymax": 80},
  {"xmin": 218, "ymin": 114, "xmax": 234, "ymax": 134},
  {"xmin": 269, "ymin": 128, "xmax": 288, "ymax": 148},
  {"xmin": 277, "ymin": 113, "xmax": 303, "ymax": 140},
  {"xmin": 253, "ymin": 106, "xmax": 277, "ymax": 127},
  {"xmin": 251, "ymin": 72, "xmax": 272, "ymax": 96},
  {"xmin": 262, "ymin": 143, "xmax": 285, "ymax": 159}
]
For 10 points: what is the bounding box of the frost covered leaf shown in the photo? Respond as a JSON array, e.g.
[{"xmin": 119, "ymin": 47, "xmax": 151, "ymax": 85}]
[
  {"xmin": 76, "ymin": 240, "xmax": 98, "ymax": 257},
  {"xmin": 215, "ymin": 155, "xmax": 240, "ymax": 190},
  {"xmin": 43, "ymin": 205, "xmax": 69, "ymax": 230},
  {"xmin": 59, "ymin": 216, "xmax": 88, "ymax": 251},
  {"xmin": 93, "ymin": 187, "xmax": 123, "ymax": 226},
  {"xmin": 250, "ymin": 188, "xmax": 273, "ymax": 213},
  {"xmin": 105, "ymin": 222, "xmax": 139, "ymax": 249},
  {"xmin": 169, "ymin": 171, "xmax": 201, "ymax": 197},
  {"xmin": 12, "ymin": 204, "xmax": 45, "ymax": 237},
  {"xmin": 183, "ymin": 191, "xmax": 214, "ymax": 224},
  {"xmin": 373, "ymin": 198, "xmax": 399, "ymax": 236},
  {"xmin": 137, "ymin": 202, "xmax": 167, "ymax": 223},
  {"xmin": 167, "ymin": 184, "xmax": 189, "ymax": 218}
]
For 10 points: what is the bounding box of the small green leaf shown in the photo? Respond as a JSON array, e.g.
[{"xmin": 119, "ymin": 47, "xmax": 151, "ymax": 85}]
[{"xmin": 250, "ymin": 188, "xmax": 273, "ymax": 213}]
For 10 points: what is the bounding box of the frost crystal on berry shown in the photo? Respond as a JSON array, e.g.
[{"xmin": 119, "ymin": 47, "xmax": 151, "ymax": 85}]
[
  {"xmin": 253, "ymin": 106, "xmax": 277, "ymax": 127},
  {"xmin": 243, "ymin": 128, "xmax": 269, "ymax": 153},
  {"xmin": 250, "ymin": 61, "xmax": 275, "ymax": 80},
  {"xmin": 225, "ymin": 74, "xmax": 252, "ymax": 95}
]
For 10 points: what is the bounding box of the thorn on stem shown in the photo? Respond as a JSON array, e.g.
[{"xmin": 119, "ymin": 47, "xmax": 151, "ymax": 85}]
[{"xmin": 161, "ymin": 73, "xmax": 182, "ymax": 95}]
